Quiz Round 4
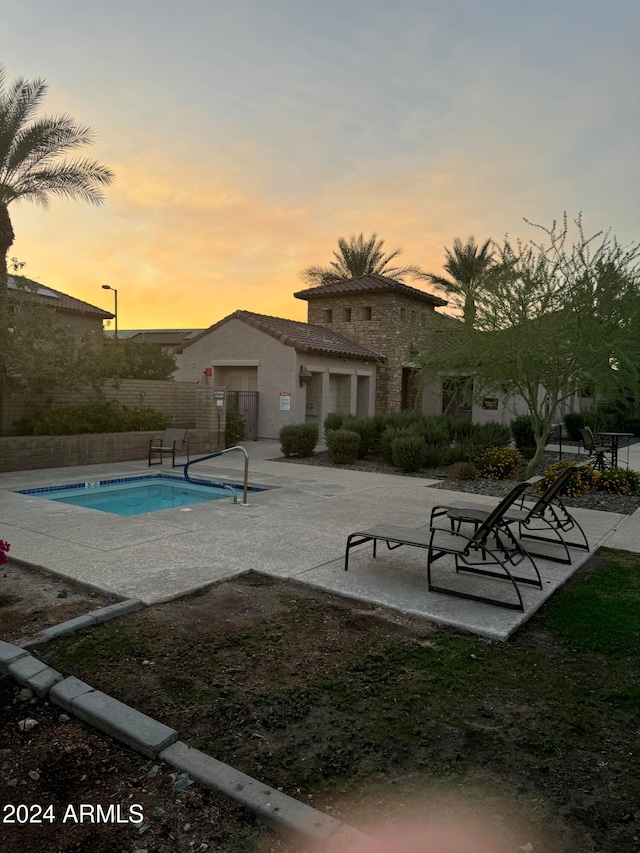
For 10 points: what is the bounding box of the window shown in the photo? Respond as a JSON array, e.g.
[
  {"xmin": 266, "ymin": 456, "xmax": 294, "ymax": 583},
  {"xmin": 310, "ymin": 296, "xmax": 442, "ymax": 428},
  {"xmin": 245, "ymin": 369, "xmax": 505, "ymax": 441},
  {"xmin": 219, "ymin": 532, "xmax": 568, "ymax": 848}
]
[
  {"xmin": 363, "ymin": 306, "xmax": 372, "ymax": 320},
  {"xmin": 323, "ymin": 309, "xmax": 333, "ymax": 323},
  {"xmin": 343, "ymin": 307, "xmax": 352, "ymax": 322}
]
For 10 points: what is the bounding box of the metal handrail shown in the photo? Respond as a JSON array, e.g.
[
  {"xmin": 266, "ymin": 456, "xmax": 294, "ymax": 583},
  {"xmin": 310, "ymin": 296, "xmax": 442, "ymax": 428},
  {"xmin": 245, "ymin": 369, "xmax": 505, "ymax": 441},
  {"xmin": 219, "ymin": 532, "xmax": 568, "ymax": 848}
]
[{"xmin": 183, "ymin": 446, "xmax": 250, "ymax": 506}]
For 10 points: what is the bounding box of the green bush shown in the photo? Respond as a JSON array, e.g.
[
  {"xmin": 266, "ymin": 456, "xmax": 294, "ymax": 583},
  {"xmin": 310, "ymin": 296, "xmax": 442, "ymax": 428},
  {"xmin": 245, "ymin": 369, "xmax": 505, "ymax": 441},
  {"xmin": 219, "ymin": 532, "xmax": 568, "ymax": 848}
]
[
  {"xmin": 471, "ymin": 421, "xmax": 512, "ymax": 449},
  {"xmin": 510, "ymin": 415, "xmax": 535, "ymax": 449},
  {"xmin": 323, "ymin": 413, "xmax": 345, "ymax": 432},
  {"xmin": 473, "ymin": 447, "xmax": 523, "ymax": 480},
  {"xmin": 225, "ymin": 411, "xmax": 247, "ymax": 448},
  {"xmin": 447, "ymin": 461, "xmax": 478, "ymax": 480},
  {"xmin": 341, "ymin": 417, "xmax": 377, "ymax": 457},
  {"xmin": 534, "ymin": 461, "xmax": 597, "ymax": 498},
  {"xmin": 563, "ymin": 413, "xmax": 584, "ymax": 442},
  {"xmin": 448, "ymin": 418, "xmax": 476, "ymax": 441},
  {"xmin": 13, "ymin": 400, "xmax": 171, "ymax": 436},
  {"xmin": 420, "ymin": 415, "xmax": 451, "ymax": 446},
  {"xmin": 582, "ymin": 411, "xmax": 616, "ymax": 434},
  {"xmin": 380, "ymin": 426, "xmax": 420, "ymax": 464},
  {"xmin": 325, "ymin": 429, "xmax": 360, "ymax": 464},
  {"xmin": 622, "ymin": 416, "xmax": 640, "ymax": 436},
  {"xmin": 279, "ymin": 423, "xmax": 319, "ymax": 457},
  {"xmin": 441, "ymin": 440, "xmax": 477, "ymax": 466},
  {"xmin": 390, "ymin": 434, "xmax": 426, "ymax": 473},
  {"xmin": 423, "ymin": 443, "xmax": 445, "ymax": 468}
]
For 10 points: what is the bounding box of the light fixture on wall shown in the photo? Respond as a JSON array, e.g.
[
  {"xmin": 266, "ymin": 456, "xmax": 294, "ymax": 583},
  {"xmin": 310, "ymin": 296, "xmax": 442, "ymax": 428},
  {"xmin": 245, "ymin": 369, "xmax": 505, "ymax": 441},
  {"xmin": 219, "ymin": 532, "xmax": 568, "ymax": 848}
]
[{"xmin": 299, "ymin": 365, "xmax": 312, "ymax": 386}]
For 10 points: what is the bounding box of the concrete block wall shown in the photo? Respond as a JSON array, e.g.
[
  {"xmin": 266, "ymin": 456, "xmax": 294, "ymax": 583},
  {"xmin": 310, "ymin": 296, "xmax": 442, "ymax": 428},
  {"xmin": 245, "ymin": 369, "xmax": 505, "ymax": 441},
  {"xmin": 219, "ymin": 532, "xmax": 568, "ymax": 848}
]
[
  {"xmin": 0, "ymin": 428, "xmax": 220, "ymax": 473},
  {"xmin": 1, "ymin": 380, "xmax": 220, "ymax": 436}
]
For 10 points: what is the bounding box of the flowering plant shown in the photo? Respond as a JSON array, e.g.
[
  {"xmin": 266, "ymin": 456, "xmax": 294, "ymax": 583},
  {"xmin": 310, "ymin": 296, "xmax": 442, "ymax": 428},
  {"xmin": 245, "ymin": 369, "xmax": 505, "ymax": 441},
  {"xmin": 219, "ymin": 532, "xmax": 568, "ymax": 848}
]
[
  {"xmin": 472, "ymin": 447, "xmax": 523, "ymax": 480},
  {"xmin": 535, "ymin": 461, "xmax": 597, "ymax": 498},
  {"xmin": 0, "ymin": 540, "xmax": 10, "ymax": 566}
]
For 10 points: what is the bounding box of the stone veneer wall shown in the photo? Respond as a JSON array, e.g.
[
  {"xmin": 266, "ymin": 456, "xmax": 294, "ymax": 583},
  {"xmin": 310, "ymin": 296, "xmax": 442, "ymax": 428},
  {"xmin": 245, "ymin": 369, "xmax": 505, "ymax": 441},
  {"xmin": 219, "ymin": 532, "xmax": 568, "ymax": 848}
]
[
  {"xmin": 0, "ymin": 428, "xmax": 221, "ymax": 473},
  {"xmin": 306, "ymin": 291, "xmax": 437, "ymax": 412}
]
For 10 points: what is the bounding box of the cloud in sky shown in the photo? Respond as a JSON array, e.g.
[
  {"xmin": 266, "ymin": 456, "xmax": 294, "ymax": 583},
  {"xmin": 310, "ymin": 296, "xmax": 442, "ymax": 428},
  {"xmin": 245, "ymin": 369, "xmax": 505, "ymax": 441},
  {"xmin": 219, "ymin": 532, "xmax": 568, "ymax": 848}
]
[{"xmin": 3, "ymin": 0, "xmax": 639, "ymax": 327}]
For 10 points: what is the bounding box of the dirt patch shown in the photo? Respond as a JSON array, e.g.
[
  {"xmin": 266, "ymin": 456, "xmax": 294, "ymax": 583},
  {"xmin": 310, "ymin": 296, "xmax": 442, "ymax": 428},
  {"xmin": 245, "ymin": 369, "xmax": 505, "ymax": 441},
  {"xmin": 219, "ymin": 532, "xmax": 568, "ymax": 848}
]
[
  {"xmin": 30, "ymin": 565, "xmax": 640, "ymax": 853},
  {"xmin": 0, "ymin": 561, "xmax": 116, "ymax": 642},
  {"xmin": 0, "ymin": 677, "xmax": 290, "ymax": 853}
]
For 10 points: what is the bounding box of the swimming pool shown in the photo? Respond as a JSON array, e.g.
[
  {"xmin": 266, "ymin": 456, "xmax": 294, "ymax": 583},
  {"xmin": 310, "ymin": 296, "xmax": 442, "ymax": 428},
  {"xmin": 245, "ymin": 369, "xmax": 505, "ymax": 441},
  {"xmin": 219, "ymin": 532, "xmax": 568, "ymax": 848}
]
[{"xmin": 16, "ymin": 475, "xmax": 265, "ymax": 517}]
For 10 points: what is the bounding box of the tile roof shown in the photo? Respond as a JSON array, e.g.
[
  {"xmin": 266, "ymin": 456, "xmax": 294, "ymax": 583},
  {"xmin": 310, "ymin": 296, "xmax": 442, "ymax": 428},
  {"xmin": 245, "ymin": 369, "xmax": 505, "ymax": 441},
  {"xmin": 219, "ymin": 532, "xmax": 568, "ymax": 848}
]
[
  {"xmin": 293, "ymin": 273, "xmax": 448, "ymax": 307},
  {"xmin": 8, "ymin": 275, "xmax": 114, "ymax": 318},
  {"xmin": 179, "ymin": 310, "xmax": 386, "ymax": 361}
]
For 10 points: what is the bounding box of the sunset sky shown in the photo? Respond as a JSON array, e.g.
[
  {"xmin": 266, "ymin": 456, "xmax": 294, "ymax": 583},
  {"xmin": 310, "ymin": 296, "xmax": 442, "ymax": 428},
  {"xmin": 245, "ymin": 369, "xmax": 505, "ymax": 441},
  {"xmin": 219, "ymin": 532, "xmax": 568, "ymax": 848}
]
[{"xmin": 2, "ymin": 0, "xmax": 639, "ymax": 329}]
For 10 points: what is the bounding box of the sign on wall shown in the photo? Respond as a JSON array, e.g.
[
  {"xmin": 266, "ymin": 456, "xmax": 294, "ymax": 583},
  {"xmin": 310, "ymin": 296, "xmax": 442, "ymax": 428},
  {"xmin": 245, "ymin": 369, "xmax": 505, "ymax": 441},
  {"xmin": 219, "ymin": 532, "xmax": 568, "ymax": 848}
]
[
  {"xmin": 482, "ymin": 397, "xmax": 499, "ymax": 410},
  {"xmin": 279, "ymin": 392, "xmax": 291, "ymax": 411}
]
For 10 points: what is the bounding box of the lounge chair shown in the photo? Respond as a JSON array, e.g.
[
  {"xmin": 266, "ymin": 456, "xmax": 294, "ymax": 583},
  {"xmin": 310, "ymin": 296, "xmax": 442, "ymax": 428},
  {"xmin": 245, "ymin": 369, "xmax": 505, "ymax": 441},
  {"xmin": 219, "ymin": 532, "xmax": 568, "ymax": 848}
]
[
  {"xmin": 430, "ymin": 464, "xmax": 590, "ymax": 565},
  {"xmin": 148, "ymin": 428, "xmax": 190, "ymax": 467},
  {"xmin": 578, "ymin": 426, "xmax": 613, "ymax": 470},
  {"xmin": 345, "ymin": 480, "xmax": 541, "ymax": 611}
]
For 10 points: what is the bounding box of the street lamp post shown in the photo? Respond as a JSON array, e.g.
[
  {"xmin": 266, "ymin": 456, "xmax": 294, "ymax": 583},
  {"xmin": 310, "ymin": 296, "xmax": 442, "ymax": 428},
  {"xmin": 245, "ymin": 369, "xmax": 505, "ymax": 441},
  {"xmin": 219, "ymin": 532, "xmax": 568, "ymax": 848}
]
[{"xmin": 101, "ymin": 285, "xmax": 118, "ymax": 340}]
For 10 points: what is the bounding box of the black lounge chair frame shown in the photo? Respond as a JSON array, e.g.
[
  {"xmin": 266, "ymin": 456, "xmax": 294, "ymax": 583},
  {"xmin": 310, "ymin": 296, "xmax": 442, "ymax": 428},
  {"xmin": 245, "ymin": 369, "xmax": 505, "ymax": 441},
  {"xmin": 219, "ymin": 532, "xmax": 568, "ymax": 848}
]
[
  {"xmin": 430, "ymin": 464, "xmax": 590, "ymax": 565},
  {"xmin": 345, "ymin": 481, "xmax": 542, "ymax": 611}
]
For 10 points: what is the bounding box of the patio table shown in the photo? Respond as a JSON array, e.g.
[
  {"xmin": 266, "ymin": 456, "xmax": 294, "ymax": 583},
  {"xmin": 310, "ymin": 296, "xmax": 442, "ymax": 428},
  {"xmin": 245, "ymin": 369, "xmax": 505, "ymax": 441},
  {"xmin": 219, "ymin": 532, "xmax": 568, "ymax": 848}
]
[{"xmin": 597, "ymin": 432, "xmax": 634, "ymax": 468}]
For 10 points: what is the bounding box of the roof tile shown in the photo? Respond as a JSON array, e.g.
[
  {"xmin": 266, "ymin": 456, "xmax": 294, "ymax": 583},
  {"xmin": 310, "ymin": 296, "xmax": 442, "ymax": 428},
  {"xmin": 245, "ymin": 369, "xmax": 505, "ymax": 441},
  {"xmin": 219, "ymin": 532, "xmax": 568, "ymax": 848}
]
[{"xmin": 293, "ymin": 273, "xmax": 447, "ymax": 306}]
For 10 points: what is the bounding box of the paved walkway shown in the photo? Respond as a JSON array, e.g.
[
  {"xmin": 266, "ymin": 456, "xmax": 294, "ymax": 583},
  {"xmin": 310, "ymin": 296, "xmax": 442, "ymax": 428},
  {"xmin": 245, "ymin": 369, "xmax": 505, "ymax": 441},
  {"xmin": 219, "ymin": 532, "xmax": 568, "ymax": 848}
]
[{"xmin": 1, "ymin": 440, "xmax": 639, "ymax": 640}]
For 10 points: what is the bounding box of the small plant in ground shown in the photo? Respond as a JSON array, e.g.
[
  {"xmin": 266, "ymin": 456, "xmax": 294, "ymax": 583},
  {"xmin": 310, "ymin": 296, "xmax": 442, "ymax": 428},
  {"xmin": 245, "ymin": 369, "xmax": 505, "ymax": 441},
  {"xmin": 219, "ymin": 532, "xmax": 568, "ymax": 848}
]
[
  {"xmin": 441, "ymin": 440, "xmax": 479, "ymax": 466},
  {"xmin": 471, "ymin": 421, "xmax": 512, "ymax": 448},
  {"xmin": 447, "ymin": 461, "xmax": 478, "ymax": 480},
  {"xmin": 380, "ymin": 426, "xmax": 420, "ymax": 465},
  {"xmin": 391, "ymin": 434, "xmax": 426, "ymax": 473},
  {"xmin": 0, "ymin": 540, "xmax": 10, "ymax": 565},
  {"xmin": 341, "ymin": 416, "xmax": 377, "ymax": 457},
  {"xmin": 563, "ymin": 412, "xmax": 585, "ymax": 442},
  {"xmin": 510, "ymin": 414, "xmax": 536, "ymax": 449},
  {"xmin": 535, "ymin": 460, "xmax": 597, "ymax": 498},
  {"xmin": 595, "ymin": 467, "xmax": 639, "ymax": 495},
  {"xmin": 473, "ymin": 447, "xmax": 523, "ymax": 480},
  {"xmin": 423, "ymin": 443, "xmax": 445, "ymax": 468},
  {"xmin": 225, "ymin": 410, "xmax": 246, "ymax": 448},
  {"xmin": 323, "ymin": 412, "xmax": 344, "ymax": 432},
  {"xmin": 279, "ymin": 423, "xmax": 319, "ymax": 457},
  {"xmin": 325, "ymin": 429, "xmax": 360, "ymax": 464}
]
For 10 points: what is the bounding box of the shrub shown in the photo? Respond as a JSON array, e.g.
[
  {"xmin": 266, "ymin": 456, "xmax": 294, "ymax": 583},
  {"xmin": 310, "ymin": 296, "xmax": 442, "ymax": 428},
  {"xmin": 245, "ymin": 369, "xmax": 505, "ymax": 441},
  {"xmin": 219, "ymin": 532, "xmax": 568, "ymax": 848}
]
[
  {"xmin": 448, "ymin": 418, "xmax": 476, "ymax": 441},
  {"xmin": 380, "ymin": 426, "xmax": 420, "ymax": 464},
  {"xmin": 510, "ymin": 415, "xmax": 535, "ymax": 449},
  {"xmin": 225, "ymin": 411, "xmax": 247, "ymax": 448},
  {"xmin": 13, "ymin": 400, "xmax": 171, "ymax": 435},
  {"xmin": 471, "ymin": 421, "xmax": 512, "ymax": 449},
  {"xmin": 582, "ymin": 411, "xmax": 616, "ymax": 434},
  {"xmin": 595, "ymin": 467, "xmax": 639, "ymax": 495},
  {"xmin": 390, "ymin": 434, "xmax": 426, "ymax": 473},
  {"xmin": 447, "ymin": 461, "xmax": 478, "ymax": 480},
  {"xmin": 473, "ymin": 447, "xmax": 523, "ymax": 480},
  {"xmin": 534, "ymin": 461, "xmax": 597, "ymax": 498},
  {"xmin": 323, "ymin": 412, "xmax": 345, "ymax": 432},
  {"xmin": 441, "ymin": 440, "xmax": 477, "ymax": 466},
  {"xmin": 622, "ymin": 416, "xmax": 640, "ymax": 436},
  {"xmin": 279, "ymin": 423, "xmax": 319, "ymax": 457},
  {"xmin": 341, "ymin": 416, "xmax": 377, "ymax": 457},
  {"xmin": 423, "ymin": 443, "xmax": 445, "ymax": 468},
  {"xmin": 563, "ymin": 413, "xmax": 584, "ymax": 442},
  {"xmin": 421, "ymin": 415, "xmax": 451, "ymax": 446},
  {"xmin": 326, "ymin": 429, "xmax": 360, "ymax": 464}
]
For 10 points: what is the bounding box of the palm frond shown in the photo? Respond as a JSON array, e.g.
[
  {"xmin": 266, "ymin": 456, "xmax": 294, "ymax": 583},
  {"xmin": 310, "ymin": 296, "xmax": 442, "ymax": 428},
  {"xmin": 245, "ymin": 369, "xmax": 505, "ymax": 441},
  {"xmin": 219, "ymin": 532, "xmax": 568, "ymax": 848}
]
[{"xmin": 300, "ymin": 231, "xmax": 420, "ymax": 285}]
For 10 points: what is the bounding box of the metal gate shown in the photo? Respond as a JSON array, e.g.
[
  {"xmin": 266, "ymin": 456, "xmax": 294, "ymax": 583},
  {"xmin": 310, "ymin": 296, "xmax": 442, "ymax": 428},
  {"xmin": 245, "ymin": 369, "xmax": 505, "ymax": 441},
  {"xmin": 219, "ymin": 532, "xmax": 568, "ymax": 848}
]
[{"xmin": 225, "ymin": 391, "xmax": 259, "ymax": 440}]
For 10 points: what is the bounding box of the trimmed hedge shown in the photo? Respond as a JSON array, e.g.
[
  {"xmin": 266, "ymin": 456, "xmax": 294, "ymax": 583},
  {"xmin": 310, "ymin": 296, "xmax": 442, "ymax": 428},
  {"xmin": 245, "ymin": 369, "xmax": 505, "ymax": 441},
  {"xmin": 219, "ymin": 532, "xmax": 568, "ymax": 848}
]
[
  {"xmin": 279, "ymin": 423, "xmax": 319, "ymax": 457},
  {"xmin": 13, "ymin": 400, "xmax": 171, "ymax": 436},
  {"xmin": 391, "ymin": 434, "xmax": 426, "ymax": 473},
  {"xmin": 326, "ymin": 429, "xmax": 360, "ymax": 464}
]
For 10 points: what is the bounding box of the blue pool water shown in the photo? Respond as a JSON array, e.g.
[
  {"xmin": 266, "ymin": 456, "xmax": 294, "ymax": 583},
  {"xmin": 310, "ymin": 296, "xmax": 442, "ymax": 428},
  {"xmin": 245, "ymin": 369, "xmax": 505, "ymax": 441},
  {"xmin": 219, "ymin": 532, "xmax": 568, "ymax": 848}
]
[{"xmin": 17, "ymin": 476, "xmax": 264, "ymax": 517}]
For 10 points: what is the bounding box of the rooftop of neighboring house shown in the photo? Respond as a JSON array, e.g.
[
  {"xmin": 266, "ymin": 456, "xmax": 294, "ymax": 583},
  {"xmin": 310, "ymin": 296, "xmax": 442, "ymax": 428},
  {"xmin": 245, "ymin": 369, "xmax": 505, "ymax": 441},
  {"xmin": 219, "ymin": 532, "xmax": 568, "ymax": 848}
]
[
  {"xmin": 179, "ymin": 310, "xmax": 387, "ymax": 361},
  {"xmin": 8, "ymin": 275, "xmax": 114, "ymax": 319},
  {"xmin": 104, "ymin": 329, "xmax": 204, "ymax": 346},
  {"xmin": 293, "ymin": 273, "xmax": 448, "ymax": 307}
]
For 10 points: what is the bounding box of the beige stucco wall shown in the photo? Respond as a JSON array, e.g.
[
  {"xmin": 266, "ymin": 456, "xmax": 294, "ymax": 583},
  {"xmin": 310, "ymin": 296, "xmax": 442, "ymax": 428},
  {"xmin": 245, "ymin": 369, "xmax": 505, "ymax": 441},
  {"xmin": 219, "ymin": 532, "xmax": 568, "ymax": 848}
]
[{"xmin": 178, "ymin": 319, "xmax": 376, "ymax": 438}]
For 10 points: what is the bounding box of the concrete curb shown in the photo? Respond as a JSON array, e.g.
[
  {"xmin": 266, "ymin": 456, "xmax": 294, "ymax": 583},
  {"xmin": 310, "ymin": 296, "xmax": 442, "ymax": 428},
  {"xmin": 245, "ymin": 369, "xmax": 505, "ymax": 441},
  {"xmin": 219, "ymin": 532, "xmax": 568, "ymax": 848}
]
[
  {"xmin": 0, "ymin": 641, "xmax": 371, "ymax": 846},
  {"xmin": 18, "ymin": 599, "xmax": 145, "ymax": 648}
]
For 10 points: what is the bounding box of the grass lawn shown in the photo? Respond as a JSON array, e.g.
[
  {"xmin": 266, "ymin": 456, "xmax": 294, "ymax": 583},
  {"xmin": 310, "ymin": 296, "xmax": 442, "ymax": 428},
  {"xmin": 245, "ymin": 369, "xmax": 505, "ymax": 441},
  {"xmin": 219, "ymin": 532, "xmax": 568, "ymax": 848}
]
[{"xmin": 34, "ymin": 547, "xmax": 640, "ymax": 852}]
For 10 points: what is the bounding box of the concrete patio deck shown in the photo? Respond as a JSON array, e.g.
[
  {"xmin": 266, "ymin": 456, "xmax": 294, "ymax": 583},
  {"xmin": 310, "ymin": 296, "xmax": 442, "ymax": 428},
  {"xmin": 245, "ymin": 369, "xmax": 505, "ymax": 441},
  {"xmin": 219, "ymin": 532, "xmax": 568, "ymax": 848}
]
[{"xmin": 1, "ymin": 440, "xmax": 639, "ymax": 640}]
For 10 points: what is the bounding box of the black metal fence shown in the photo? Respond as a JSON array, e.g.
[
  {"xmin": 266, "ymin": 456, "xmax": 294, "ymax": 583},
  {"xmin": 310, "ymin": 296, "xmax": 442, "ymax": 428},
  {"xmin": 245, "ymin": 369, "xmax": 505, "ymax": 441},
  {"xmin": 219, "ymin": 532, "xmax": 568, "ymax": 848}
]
[{"xmin": 225, "ymin": 391, "xmax": 259, "ymax": 440}]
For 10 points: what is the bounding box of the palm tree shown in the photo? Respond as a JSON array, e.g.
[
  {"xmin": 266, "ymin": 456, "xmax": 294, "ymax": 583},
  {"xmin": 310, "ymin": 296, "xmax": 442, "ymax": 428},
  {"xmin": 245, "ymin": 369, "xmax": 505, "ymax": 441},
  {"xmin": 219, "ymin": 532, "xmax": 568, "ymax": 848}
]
[
  {"xmin": 300, "ymin": 232, "xmax": 422, "ymax": 286},
  {"xmin": 0, "ymin": 64, "xmax": 115, "ymax": 294},
  {"xmin": 420, "ymin": 236, "xmax": 495, "ymax": 326}
]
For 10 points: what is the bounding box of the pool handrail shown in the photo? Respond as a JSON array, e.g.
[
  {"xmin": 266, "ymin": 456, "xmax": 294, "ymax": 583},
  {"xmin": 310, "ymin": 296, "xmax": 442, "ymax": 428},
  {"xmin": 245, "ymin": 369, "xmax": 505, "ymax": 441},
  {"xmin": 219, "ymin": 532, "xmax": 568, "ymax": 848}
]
[{"xmin": 183, "ymin": 446, "xmax": 250, "ymax": 506}]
